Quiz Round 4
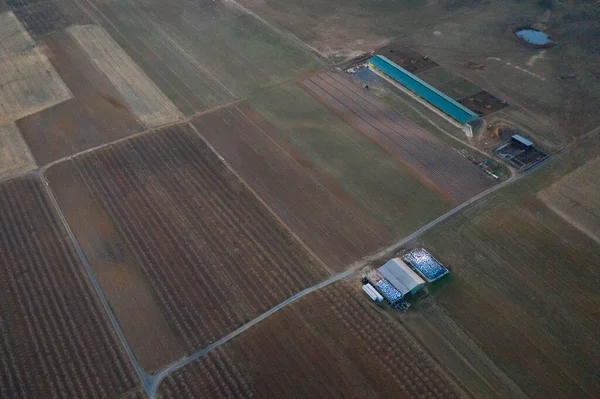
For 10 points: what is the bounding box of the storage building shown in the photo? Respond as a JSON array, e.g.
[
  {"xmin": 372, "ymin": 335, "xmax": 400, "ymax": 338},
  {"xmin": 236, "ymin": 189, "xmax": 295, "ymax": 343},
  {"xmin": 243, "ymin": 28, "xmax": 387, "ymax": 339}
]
[
  {"xmin": 378, "ymin": 258, "xmax": 425, "ymax": 297},
  {"xmin": 367, "ymin": 55, "xmax": 478, "ymax": 124}
]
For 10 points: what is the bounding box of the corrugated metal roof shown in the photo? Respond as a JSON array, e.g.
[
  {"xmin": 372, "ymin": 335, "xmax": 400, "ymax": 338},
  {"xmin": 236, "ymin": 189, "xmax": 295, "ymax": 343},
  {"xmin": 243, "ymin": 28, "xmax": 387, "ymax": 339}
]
[
  {"xmin": 378, "ymin": 258, "xmax": 425, "ymax": 296},
  {"xmin": 368, "ymin": 55, "xmax": 478, "ymax": 124},
  {"xmin": 512, "ymin": 134, "xmax": 533, "ymax": 147}
]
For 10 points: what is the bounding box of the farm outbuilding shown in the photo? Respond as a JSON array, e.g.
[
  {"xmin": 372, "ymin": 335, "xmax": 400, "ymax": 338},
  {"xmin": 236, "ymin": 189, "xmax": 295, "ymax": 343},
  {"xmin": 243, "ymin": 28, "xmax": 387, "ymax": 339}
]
[
  {"xmin": 367, "ymin": 55, "xmax": 478, "ymax": 124},
  {"xmin": 378, "ymin": 258, "xmax": 425, "ymax": 297}
]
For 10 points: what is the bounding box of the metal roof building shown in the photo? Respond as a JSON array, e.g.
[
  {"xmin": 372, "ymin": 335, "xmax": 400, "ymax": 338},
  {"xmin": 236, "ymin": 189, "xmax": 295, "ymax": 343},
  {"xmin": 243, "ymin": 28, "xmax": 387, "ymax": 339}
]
[
  {"xmin": 512, "ymin": 134, "xmax": 533, "ymax": 147},
  {"xmin": 378, "ymin": 258, "xmax": 425, "ymax": 297},
  {"xmin": 368, "ymin": 55, "xmax": 478, "ymax": 124}
]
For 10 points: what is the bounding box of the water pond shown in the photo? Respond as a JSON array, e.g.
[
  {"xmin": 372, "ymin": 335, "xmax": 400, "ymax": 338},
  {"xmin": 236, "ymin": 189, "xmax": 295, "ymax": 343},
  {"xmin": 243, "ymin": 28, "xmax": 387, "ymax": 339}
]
[{"xmin": 516, "ymin": 29, "xmax": 550, "ymax": 45}]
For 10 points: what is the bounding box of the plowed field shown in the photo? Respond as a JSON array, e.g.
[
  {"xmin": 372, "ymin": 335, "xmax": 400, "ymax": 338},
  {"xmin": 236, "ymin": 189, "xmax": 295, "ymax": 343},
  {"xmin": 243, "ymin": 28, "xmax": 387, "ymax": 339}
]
[
  {"xmin": 0, "ymin": 176, "xmax": 138, "ymax": 397},
  {"xmin": 158, "ymin": 282, "xmax": 467, "ymax": 398},
  {"xmin": 46, "ymin": 123, "xmax": 329, "ymax": 366},
  {"xmin": 193, "ymin": 103, "xmax": 391, "ymax": 270},
  {"xmin": 302, "ymin": 72, "xmax": 495, "ymax": 203}
]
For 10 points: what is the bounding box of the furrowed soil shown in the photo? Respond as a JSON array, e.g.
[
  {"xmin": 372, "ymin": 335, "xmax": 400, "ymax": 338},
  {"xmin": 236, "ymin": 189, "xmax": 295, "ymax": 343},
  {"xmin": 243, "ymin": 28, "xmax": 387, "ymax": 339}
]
[
  {"xmin": 17, "ymin": 30, "xmax": 143, "ymax": 165},
  {"xmin": 247, "ymin": 83, "xmax": 452, "ymax": 235},
  {"xmin": 78, "ymin": 0, "xmax": 323, "ymax": 115},
  {"xmin": 7, "ymin": 0, "xmax": 92, "ymax": 38},
  {"xmin": 193, "ymin": 102, "xmax": 391, "ymax": 270},
  {"xmin": 46, "ymin": 123, "xmax": 329, "ymax": 367},
  {"xmin": 0, "ymin": 11, "xmax": 72, "ymax": 123},
  {"xmin": 0, "ymin": 122, "xmax": 36, "ymax": 178},
  {"xmin": 302, "ymin": 72, "xmax": 495, "ymax": 203},
  {"xmin": 0, "ymin": 176, "xmax": 138, "ymax": 397},
  {"xmin": 158, "ymin": 281, "xmax": 468, "ymax": 399},
  {"xmin": 46, "ymin": 160, "xmax": 186, "ymax": 372}
]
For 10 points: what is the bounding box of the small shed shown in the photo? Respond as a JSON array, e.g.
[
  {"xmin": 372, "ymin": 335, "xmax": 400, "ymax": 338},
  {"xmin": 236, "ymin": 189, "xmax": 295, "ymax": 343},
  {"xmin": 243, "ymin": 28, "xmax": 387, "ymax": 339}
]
[
  {"xmin": 378, "ymin": 258, "xmax": 425, "ymax": 297},
  {"xmin": 512, "ymin": 134, "xmax": 533, "ymax": 148}
]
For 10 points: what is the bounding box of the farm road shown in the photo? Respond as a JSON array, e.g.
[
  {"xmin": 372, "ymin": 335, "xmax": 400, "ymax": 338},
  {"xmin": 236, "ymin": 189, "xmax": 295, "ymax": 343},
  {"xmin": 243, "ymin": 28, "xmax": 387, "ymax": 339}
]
[{"xmin": 147, "ymin": 170, "xmax": 522, "ymax": 397}]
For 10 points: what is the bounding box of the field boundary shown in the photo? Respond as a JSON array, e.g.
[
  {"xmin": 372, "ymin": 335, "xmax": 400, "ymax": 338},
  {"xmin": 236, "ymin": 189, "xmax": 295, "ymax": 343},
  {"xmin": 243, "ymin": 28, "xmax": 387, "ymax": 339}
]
[{"xmin": 186, "ymin": 121, "xmax": 335, "ymax": 276}]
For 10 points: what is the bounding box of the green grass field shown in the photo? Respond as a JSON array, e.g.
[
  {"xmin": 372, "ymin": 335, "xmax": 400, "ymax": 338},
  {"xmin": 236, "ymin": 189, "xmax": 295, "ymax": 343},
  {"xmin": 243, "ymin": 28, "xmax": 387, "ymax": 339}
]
[{"xmin": 247, "ymin": 83, "xmax": 453, "ymax": 235}]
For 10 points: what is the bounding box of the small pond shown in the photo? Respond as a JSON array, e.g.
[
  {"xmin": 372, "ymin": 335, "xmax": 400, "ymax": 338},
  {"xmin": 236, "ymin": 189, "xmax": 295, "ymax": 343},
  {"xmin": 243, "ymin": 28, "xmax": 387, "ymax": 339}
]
[{"xmin": 515, "ymin": 29, "xmax": 550, "ymax": 45}]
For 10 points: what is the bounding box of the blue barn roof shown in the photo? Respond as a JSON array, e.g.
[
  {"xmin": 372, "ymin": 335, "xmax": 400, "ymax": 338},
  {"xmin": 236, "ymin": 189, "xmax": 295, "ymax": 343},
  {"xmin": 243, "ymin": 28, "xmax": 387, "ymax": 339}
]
[{"xmin": 368, "ymin": 55, "xmax": 478, "ymax": 124}]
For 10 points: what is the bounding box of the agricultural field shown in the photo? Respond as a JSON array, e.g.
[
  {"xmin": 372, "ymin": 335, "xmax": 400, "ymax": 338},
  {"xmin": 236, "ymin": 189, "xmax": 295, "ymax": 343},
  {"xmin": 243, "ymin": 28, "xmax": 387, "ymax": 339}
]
[
  {"xmin": 0, "ymin": 176, "xmax": 138, "ymax": 397},
  {"xmin": 538, "ymin": 155, "xmax": 600, "ymax": 243},
  {"xmin": 236, "ymin": 0, "xmax": 600, "ymax": 147},
  {"xmin": 247, "ymin": 83, "xmax": 453, "ymax": 235},
  {"xmin": 417, "ymin": 67, "xmax": 481, "ymax": 100},
  {"xmin": 193, "ymin": 102, "xmax": 390, "ymax": 270},
  {"xmin": 157, "ymin": 281, "xmax": 467, "ymax": 398},
  {"xmin": 17, "ymin": 29, "xmax": 144, "ymax": 165},
  {"xmin": 67, "ymin": 25, "xmax": 182, "ymax": 128},
  {"xmin": 7, "ymin": 0, "xmax": 91, "ymax": 37},
  {"xmin": 302, "ymin": 72, "xmax": 496, "ymax": 202},
  {"xmin": 0, "ymin": 122, "xmax": 36, "ymax": 178},
  {"xmin": 77, "ymin": 0, "xmax": 323, "ymax": 115},
  {"xmin": 410, "ymin": 137, "xmax": 600, "ymax": 399},
  {"xmin": 46, "ymin": 123, "xmax": 329, "ymax": 370},
  {"xmin": 0, "ymin": 11, "xmax": 72, "ymax": 123}
]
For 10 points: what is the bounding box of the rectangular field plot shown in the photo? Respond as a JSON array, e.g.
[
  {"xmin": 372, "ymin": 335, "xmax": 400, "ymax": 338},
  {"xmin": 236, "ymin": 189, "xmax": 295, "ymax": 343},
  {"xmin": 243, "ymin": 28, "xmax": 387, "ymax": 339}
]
[
  {"xmin": 538, "ymin": 156, "xmax": 600, "ymax": 242},
  {"xmin": 247, "ymin": 83, "xmax": 452, "ymax": 235},
  {"xmin": 17, "ymin": 32, "xmax": 144, "ymax": 165},
  {"xmin": 302, "ymin": 72, "xmax": 495, "ymax": 203},
  {"xmin": 67, "ymin": 25, "xmax": 182, "ymax": 128},
  {"xmin": 0, "ymin": 11, "xmax": 72, "ymax": 123},
  {"xmin": 420, "ymin": 199, "xmax": 600, "ymax": 398},
  {"xmin": 0, "ymin": 122, "xmax": 36, "ymax": 178},
  {"xmin": 18, "ymin": 31, "xmax": 144, "ymax": 165},
  {"xmin": 158, "ymin": 282, "xmax": 468, "ymax": 398},
  {"xmin": 417, "ymin": 67, "xmax": 481, "ymax": 100},
  {"xmin": 46, "ymin": 124, "xmax": 329, "ymax": 364},
  {"xmin": 193, "ymin": 103, "xmax": 391, "ymax": 271},
  {"xmin": 0, "ymin": 177, "xmax": 138, "ymax": 397},
  {"xmin": 83, "ymin": 0, "xmax": 323, "ymax": 114}
]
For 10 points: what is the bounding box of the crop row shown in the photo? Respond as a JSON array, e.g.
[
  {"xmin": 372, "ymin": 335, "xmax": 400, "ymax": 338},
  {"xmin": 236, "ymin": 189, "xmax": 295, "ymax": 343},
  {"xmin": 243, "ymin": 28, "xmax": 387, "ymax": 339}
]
[
  {"xmin": 303, "ymin": 73, "xmax": 494, "ymax": 202},
  {"xmin": 73, "ymin": 124, "xmax": 328, "ymax": 351},
  {"xmin": 0, "ymin": 177, "xmax": 136, "ymax": 398},
  {"xmin": 157, "ymin": 282, "xmax": 466, "ymax": 398}
]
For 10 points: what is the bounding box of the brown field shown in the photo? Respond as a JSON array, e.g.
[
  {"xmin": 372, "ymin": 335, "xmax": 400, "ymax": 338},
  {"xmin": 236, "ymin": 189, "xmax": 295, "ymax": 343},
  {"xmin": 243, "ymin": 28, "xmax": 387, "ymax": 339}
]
[
  {"xmin": 0, "ymin": 11, "xmax": 72, "ymax": 123},
  {"xmin": 193, "ymin": 102, "xmax": 391, "ymax": 270},
  {"xmin": 17, "ymin": 30, "xmax": 143, "ymax": 165},
  {"xmin": 415, "ymin": 194, "xmax": 600, "ymax": 398},
  {"xmin": 538, "ymin": 155, "xmax": 600, "ymax": 243},
  {"xmin": 157, "ymin": 281, "xmax": 468, "ymax": 398},
  {"xmin": 0, "ymin": 122, "xmax": 36, "ymax": 178},
  {"xmin": 302, "ymin": 72, "xmax": 495, "ymax": 202},
  {"xmin": 0, "ymin": 176, "xmax": 138, "ymax": 397},
  {"xmin": 458, "ymin": 90, "xmax": 509, "ymax": 117},
  {"xmin": 46, "ymin": 123, "xmax": 329, "ymax": 369}
]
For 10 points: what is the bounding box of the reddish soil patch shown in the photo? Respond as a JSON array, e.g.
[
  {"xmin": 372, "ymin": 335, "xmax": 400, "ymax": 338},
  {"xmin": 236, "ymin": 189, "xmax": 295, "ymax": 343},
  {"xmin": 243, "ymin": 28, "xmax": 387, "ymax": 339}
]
[
  {"xmin": 302, "ymin": 72, "xmax": 495, "ymax": 203},
  {"xmin": 193, "ymin": 103, "xmax": 392, "ymax": 270},
  {"xmin": 0, "ymin": 176, "xmax": 138, "ymax": 397},
  {"xmin": 458, "ymin": 90, "xmax": 508, "ymax": 117},
  {"xmin": 17, "ymin": 31, "xmax": 143, "ymax": 165},
  {"xmin": 158, "ymin": 282, "xmax": 468, "ymax": 398},
  {"xmin": 48, "ymin": 123, "xmax": 328, "ymax": 355}
]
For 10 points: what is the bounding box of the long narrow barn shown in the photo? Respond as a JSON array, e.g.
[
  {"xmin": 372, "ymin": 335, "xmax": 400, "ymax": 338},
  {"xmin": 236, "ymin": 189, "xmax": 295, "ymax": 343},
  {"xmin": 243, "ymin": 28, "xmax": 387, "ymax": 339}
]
[{"xmin": 368, "ymin": 55, "xmax": 478, "ymax": 124}]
